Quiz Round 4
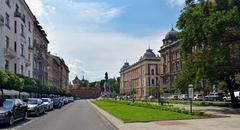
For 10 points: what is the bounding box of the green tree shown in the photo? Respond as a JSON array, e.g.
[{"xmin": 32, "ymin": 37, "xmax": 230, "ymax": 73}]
[
  {"xmin": 177, "ymin": 0, "xmax": 240, "ymax": 107},
  {"xmin": 0, "ymin": 71, "xmax": 10, "ymax": 99}
]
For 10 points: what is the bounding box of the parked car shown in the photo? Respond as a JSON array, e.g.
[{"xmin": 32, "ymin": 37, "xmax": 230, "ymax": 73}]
[
  {"xmin": 0, "ymin": 99, "xmax": 28, "ymax": 126},
  {"xmin": 223, "ymin": 95, "xmax": 231, "ymax": 102},
  {"xmin": 59, "ymin": 97, "xmax": 64, "ymax": 106},
  {"xmin": 168, "ymin": 95, "xmax": 178, "ymax": 100},
  {"xmin": 52, "ymin": 98, "xmax": 62, "ymax": 108},
  {"xmin": 64, "ymin": 97, "xmax": 69, "ymax": 104},
  {"xmin": 26, "ymin": 98, "xmax": 45, "ymax": 116},
  {"xmin": 223, "ymin": 91, "xmax": 240, "ymax": 102},
  {"xmin": 68, "ymin": 97, "xmax": 74, "ymax": 102},
  {"xmin": 178, "ymin": 94, "xmax": 188, "ymax": 100},
  {"xmin": 42, "ymin": 98, "xmax": 54, "ymax": 111},
  {"xmin": 193, "ymin": 94, "xmax": 204, "ymax": 101},
  {"xmin": 148, "ymin": 95, "xmax": 155, "ymax": 100},
  {"xmin": 205, "ymin": 92, "xmax": 224, "ymax": 101}
]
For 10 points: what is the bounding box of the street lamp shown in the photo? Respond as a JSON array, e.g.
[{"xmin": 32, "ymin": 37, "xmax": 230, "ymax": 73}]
[{"xmin": 188, "ymin": 84, "xmax": 194, "ymax": 115}]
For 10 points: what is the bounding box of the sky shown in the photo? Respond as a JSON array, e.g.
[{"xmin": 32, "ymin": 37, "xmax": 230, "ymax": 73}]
[{"xmin": 25, "ymin": 0, "xmax": 185, "ymax": 82}]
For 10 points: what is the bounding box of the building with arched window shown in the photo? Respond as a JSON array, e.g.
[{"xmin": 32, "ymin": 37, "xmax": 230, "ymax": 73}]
[
  {"xmin": 159, "ymin": 27, "xmax": 181, "ymax": 90},
  {"xmin": 120, "ymin": 48, "xmax": 160, "ymax": 98}
]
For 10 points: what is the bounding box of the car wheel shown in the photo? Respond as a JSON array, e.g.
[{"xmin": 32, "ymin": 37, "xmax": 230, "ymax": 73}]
[
  {"xmin": 23, "ymin": 112, "xmax": 28, "ymax": 120},
  {"xmin": 36, "ymin": 110, "xmax": 40, "ymax": 117},
  {"xmin": 9, "ymin": 115, "xmax": 14, "ymax": 126}
]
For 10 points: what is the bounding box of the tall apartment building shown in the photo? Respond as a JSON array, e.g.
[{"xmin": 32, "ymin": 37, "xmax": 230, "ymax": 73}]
[
  {"xmin": 0, "ymin": 0, "xmax": 35, "ymax": 77},
  {"xmin": 32, "ymin": 20, "xmax": 49, "ymax": 85},
  {"xmin": 159, "ymin": 27, "xmax": 181, "ymax": 89},
  {"xmin": 120, "ymin": 48, "xmax": 161, "ymax": 98},
  {"xmin": 47, "ymin": 53, "xmax": 70, "ymax": 90}
]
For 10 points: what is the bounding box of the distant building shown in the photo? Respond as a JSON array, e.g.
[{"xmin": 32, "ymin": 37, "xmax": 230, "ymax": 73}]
[
  {"xmin": 159, "ymin": 27, "xmax": 181, "ymax": 90},
  {"xmin": 68, "ymin": 76, "xmax": 101, "ymax": 99},
  {"xmin": 120, "ymin": 48, "xmax": 161, "ymax": 98},
  {"xmin": 47, "ymin": 53, "xmax": 69, "ymax": 89}
]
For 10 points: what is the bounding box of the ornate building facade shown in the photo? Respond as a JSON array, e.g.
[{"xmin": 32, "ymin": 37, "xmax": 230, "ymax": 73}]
[
  {"xmin": 47, "ymin": 53, "xmax": 69, "ymax": 89},
  {"xmin": 159, "ymin": 27, "xmax": 181, "ymax": 90},
  {"xmin": 120, "ymin": 48, "xmax": 161, "ymax": 98},
  {"xmin": 32, "ymin": 20, "xmax": 49, "ymax": 85}
]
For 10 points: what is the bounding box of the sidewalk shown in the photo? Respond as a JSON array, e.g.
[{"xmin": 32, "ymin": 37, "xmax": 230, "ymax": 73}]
[{"xmin": 89, "ymin": 100, "xmax": 240, "ymax": 130}]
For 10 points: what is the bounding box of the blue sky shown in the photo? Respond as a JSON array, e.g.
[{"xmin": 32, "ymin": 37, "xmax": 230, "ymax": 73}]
[{"xmin": 25, "ymin": 0, "xmax": 185, "ymax": 82}]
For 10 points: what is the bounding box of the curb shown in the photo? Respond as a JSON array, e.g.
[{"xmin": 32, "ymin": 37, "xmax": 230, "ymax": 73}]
[{"xmin": 88, "ymin": 100, "xmax": 120, "ymax": 130}]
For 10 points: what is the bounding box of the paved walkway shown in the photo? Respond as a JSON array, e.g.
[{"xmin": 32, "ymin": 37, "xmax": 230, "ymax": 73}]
[{"xmin": 89, "ymin": 100, "xmax": 240, "ymax": 130}]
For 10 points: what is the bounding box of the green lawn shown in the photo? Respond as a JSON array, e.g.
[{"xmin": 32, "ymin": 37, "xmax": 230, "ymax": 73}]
[{"xmin": 92, "ymin": 100, "xmax": 203, "ymax": 122}]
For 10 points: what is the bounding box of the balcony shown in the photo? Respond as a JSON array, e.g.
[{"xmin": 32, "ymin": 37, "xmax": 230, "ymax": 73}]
[{"xmin": 4, "ymin": 48, "xmax": 17, "ymax": 59}]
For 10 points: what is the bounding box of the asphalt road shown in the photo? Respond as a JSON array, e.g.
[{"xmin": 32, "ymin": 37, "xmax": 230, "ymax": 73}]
[{"xmin": 0, "ymin": 100, "xmax": 116, "ymax": 130}]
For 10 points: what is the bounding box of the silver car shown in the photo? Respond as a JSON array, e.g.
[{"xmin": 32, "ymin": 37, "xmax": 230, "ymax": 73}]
[
  {"xmin": 42, "ymin": 98, "xmax": 54, "ymax": 111},
  {"xmin": 26, "ymin": 98, "xmax": 45, "ymax": 116}
]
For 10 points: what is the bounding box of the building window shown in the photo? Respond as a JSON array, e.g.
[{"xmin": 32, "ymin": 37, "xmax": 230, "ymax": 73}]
[
  {"xmin": 20, "ymin": 44, "xmax": 24, "ymax": 56},
  {"xmin": 151, "ymin": 69, "xmax": 154, "ymax": 75},
  {"xmin": 15, "ymin": 4, "xmax": 19, "ymax": 13},
  {"xmin": 28, "ymin": 21, "xmax": 31, "ymax": 32},
  {"xmin": 28, "ymin": 71, "xmax": 30, "ymax": 77},
  {"xmin": 5, "ymin": 60, "xmax": 9, "ymax": 71},
  {"xmin": 5, "ymin": 36, "xmax": 9, "ymax": 48},
  {"xmin": 14, "ymin": 63, "xmax": 17, "ymax": 74},
  {"xmin": 14, "ymin": 41, "xmax": 17, "ymax": 52},
  {"xmin": 5, "ymin": 0, "xmax": 11, "ymax": 8},
  {"xmin": 151, "ymin": 79, "xmax": 155, "ymax": 85},
  {"xmin": 5, "ymin": 13, "xmax": 10, "ymax": 29},
  {"xmin": 21, "ymin": 24, "xmax": 24, "ymax": 37},
  {"xmin": 21, "ymin": 65, "xmax": 24, "ymax": 75},
  {"xmin": 28, "ymin": 37, "xmax": 31, "ymax": 46},
  {"xmin": 14, "ymin": 21, "xmax": 17, "ymax": 33},
  {"xmin": 28, "ymin": 53, "xmax": 30, "ymax": 60}
]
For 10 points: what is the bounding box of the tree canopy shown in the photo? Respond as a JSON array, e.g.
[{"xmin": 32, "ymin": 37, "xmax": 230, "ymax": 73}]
[{"xmin": 176, "ymin": 0, "xmax": 240, "ymax": 107}]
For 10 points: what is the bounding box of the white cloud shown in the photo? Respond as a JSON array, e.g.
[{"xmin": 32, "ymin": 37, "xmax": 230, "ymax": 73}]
[
  {"xmin": 25, "ymin": 0, "xmax": 46, "ymax": 18},
  {"xmin": 167, "ymin": 0, "xmax": 185, "ymax": 6},
  {"xmin": 47, "ymin": 30, "xmax": 166, "ymax": 81},
  {"xmin": 68, "ymin": 59, "xmax": 89, "ymax": 79},
  {"xmin": 66, "ymin": 1, "xmax": 125, "ymax": 23},
  {"xmin": 46, "ymin": 5, "xmax": 56, "ymax": 15}
]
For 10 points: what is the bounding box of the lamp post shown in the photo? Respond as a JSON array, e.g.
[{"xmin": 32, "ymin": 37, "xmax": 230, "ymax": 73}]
[{"xmin": 188, "ymin": 84, "xmax": 194, "ymax": 115}]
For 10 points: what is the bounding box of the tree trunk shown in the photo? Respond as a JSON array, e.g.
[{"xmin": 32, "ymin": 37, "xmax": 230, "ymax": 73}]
[
  {"xmin": 19, "ymin": 92, "xmax": 21, "ymax": 99},
  {"xmin": 226, "ymin": 76, "xmax": 238, "ymax": 108}
]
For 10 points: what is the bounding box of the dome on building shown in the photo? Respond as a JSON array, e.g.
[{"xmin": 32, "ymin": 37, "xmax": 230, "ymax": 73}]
[
  {"xmin": 121, "ymin": 62, "xmax": 130, "ymax": 71},
  {"xmin": 165, "ymin": 27, "xmax": 178, "ymax": 41},
  {"xmin": 143, "ymin": 48, "xmax": 156, "ymax": 58}
]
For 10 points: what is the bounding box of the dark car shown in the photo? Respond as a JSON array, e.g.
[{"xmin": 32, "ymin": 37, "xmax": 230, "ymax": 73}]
[
  {"xmin": 52, "ymin": 98, "xmax": 62, "ymax": 108},
  {"xmin": 0, "ymin": 99, "xmax": 28, "ymax": 126},
  {"xmin": 26, "ymin": 98, "xmax": 45, "ymax": 116}
]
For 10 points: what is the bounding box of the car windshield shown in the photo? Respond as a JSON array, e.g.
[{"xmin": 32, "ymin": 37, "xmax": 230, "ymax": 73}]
[
  {"xmin": 27, "ymin": 99, "xmax": 38, "ymax": 104},
  {"xmin": 3, "ymin": 100, "xmax": 14, "ymax": 109},
  {"xmin": 42, "ymin": 99, "xmax": 49, "ymax": 102}
]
